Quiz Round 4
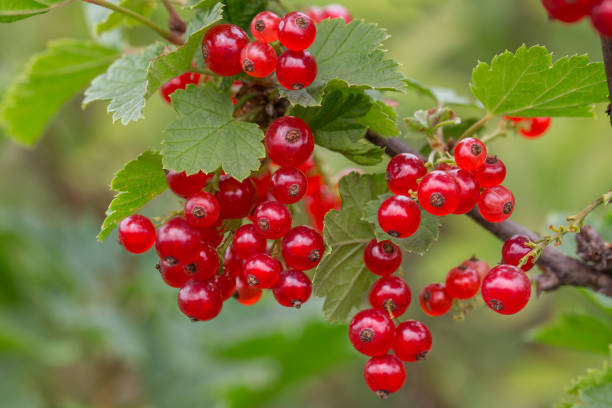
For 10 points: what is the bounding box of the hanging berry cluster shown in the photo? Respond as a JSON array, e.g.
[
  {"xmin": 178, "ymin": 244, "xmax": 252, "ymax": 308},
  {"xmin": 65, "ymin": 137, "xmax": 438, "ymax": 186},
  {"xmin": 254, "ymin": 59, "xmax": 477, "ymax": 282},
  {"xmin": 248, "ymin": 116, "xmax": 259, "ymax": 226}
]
[
  {"xmin": 504, "ymin": 116, "xmax": 551, "ymax": 138},
  {"xmin": 541, "ymin": 0, "xmax": 612, "ymax": 37}
]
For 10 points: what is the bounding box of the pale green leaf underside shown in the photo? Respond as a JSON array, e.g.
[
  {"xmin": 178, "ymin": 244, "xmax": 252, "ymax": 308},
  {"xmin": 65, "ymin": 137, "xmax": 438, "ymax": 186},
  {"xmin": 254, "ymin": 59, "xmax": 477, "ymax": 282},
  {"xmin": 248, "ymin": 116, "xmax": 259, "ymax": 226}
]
[
  {"xmin": 0, "ymin": 0, "xmax": 70, "ymax": 22},
  {"xmin": 0, "ymin": 39, "xmax": 118, "ymax": 146},
  {"xmin": 471, "ymin": 44, "xmax": 608, "ymax": 117}
]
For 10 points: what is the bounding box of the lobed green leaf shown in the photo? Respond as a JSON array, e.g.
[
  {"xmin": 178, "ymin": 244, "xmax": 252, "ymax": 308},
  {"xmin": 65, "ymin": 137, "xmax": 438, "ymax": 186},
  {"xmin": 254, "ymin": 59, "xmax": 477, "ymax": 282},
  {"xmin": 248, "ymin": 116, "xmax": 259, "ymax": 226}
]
[{"xmin": 0, "ymin": 0, "xmax": 71, "ymax": 23}]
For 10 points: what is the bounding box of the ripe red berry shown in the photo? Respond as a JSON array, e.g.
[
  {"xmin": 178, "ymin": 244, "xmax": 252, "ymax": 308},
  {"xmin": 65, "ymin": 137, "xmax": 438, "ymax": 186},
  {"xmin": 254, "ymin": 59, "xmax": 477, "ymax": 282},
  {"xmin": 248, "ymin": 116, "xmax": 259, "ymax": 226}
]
[
  {"xmin": 240, "ymin": 41, "xmax": 278, "ymax": 78},
  {"xmin": 385, "ymin": 153, "xmax": 427, "ymax": 195},
  {"xmin": 118, "ymin": 214, "xmax": 156, "ymax": 254},
  {"xmin": 278, "ymin": 11, "xmax": 316, "ymax": 51},
  {"xmin": 592, "ymin": 1, "xmax": 612, "ymax": 36},
  {"xmin": 417, "ymin": 170, "xmax": 460, "ymax": 216},
  {"xmin": 155, "ymin": 217, "xmax": 201, "ymax": 265},
  {"xmin": 461, "ymin": 256, "xmax": 490, "ymax": 280},
  {"xmin": 377, "ymin": 195, "xmax": 421, "ymax": 238},
  {"xmin": 276, "ymin": 50, "xmax": 318, "ymax": 90},
  {"xmin": 233, "ymin": 224, "xmax": 267, "ymax": 260},
  {"xmin": 369, "ymin": 276, "xmax": 411, "ymax": 318},
  {"xmin": 392, "ymin": 320, "xmax": 432, "ymax": 362},
  {"xmin": 250, "ymin": 11, "xmax": 281, "ymax": 43},
  {"xmin": 321, "ymin": 4, "xmax": 352, "ymax": 22},
  {"xmin": 419, "ymin": 283, "xmax": 452, "ymax": 317},
  {"xmin": 252, "ymin": 201, "xmax": 292, "ymax": 239},
  {"xmin": 445, "ymin": 265, "xmax": 481, "ymax": 299},
  {"xmin": 157, "ymin": 259, "xmax": 189, "ymax": 288},
  {"xmin": 542, "ymin": 0, "xmax": 598, "ymax": 23},
  {"xmin": 184, "ymin": 191, "xmax": 221, "ymax": 229},
  {"xmin": 251, "ymin": 168, "xmax": 272, "ymax": 201},
  {"xmin": 481, "ymin": 264, "xmax": 531, "ymax": 315},
  {"xmin": 447, "ymin": 168, "xmax": 480, "ymax": 214},
  {"xmin": 281, "ymin": 225, "xmax": 324, "ymax": 270},
  {"xmin": 160, "ymin": 72, "xmax": 201, "ymax": 103},
  {"xmin": 202, "ymin": 23, "xmax": 249, "ymax": 76},
  {"xmin": 273, "ymin": 269, "xmax": 312, "ymax": 308},
  {"xmin": 265, "ymin": 116, "xmax": 314, "ymax": 167},
  {"xmin": 184, "ymin": 244, "xmax": 219, "ymax": 281},
  {"xmin": 177, "ymin": 279, "xmax": 223, "ymax": 321},
  {"xmin": 243, "ymin": 253, "xmax": 281, "ymax": 289},
  {"xmin": 223, "ymin": 245, "xmax": 244, "ymax": 276},
  {"xmin": 214, "ymin": 267, "xmax": 237, "ymax": 301},
  {"xmin": 454, "ymin": 137, "xmax": 487, "ymax": 171},
  {"xmin": 502, "ymin": 234, "xmax": 536, "ymax": 271},
  {"xmin": 215, "ymin": 175, "xmax": 257, "ymax": 219},
  {"xmin": 363, "ymin": 239, "xmax": 402, "ymax": 276},
  {"xmin": 348, "ymin": 309, "xmax": 395, "ymax": 356},
  {"xmin": 166, "ymin": 170, "xmax": 210, "ymax": 197},
  {"xmin": 304, "ymin": 6, "xmax": 324, "ymax": 22},
  {"xmin": 234, "ymin": 274, "xmax": 263, "ymax": 305},
  {"xmin": 197, "ymin": 219, "xmax": 224, "ymax": 248},
  {"xmin": 270, "ymin": 167, "xmax": 308, "ymax": 204},
  {"xmin": 472, "ymin": 156, "xmax": 506, "ymax": 188},
  {"xmin": 363, "ymin": 354, "xmax": 406, "ymax": 399},
  {"xmin": 520, "ymin": 117, "xmax": 551, "ymax": 138},
  {"xmin": 478, "ymin": 185, "xmax": 515, "ymax": 223}
]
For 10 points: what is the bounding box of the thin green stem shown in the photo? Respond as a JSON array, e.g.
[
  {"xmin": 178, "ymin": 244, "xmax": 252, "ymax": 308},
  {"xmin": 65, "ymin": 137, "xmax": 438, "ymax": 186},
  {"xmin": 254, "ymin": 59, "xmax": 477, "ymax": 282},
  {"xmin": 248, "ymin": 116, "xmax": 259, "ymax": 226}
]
[
  {"xmin": 233, "ymin": 92, "xmax": 260, "ymax": 114},
  {"xmin": 459, "ymin": 112, "xmax": 493, "ymax": 140},
  {"xmin": 480, "ymin": 119, "xmax": 508, "ymax": 144}
]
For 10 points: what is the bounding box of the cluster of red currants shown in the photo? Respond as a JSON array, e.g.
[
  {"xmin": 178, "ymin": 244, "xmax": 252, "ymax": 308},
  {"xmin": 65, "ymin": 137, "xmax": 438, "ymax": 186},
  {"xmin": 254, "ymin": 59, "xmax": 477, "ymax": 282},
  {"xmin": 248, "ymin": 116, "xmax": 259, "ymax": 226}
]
[
  {"xmin": 541, "ymin": 0, "xmax": 612, "ymax": 37},
  {"xmin": 504, "ymin": 116, "xmax": 552, "ymax": 139},
  {"xmin": 303, "ymin": 3, "xmax": 352, "ymax": 23}
]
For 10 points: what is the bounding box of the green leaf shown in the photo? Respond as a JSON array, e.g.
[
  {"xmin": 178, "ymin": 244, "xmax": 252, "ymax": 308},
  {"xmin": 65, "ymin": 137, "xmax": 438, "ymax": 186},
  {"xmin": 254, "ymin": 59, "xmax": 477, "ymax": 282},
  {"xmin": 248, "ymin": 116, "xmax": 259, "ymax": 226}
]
[
  {"xmin": 222, "ymin": 0, "xmax": 267, "ymax": 29},
  {"xmin": 94, "ymin": 0, "xmax": 157, "ymax": 35},
  {"xmin": 83, "ymin": 43, "xmax": 164, "ymax": 125},
  {"xmin": 471, "ymin": 44, "xmax": 608, "ymax": 117},
  {"xmin": 161, "ymin": 84, "xmax": 265, "ymax": 181},
  {"xmin": 0, "ymin": 0, "xmax": 70, "ymax": 23},
  {"xmin": 556, "ymin": 358, "xmax": 612, "ymax": 408},
  {"xmin": 405, "ymin": 77, "xmax": 479, "ymax": 108},
  {"xmin": 357, "ymin": 100, "xmax": 399, "ymax": 137},
  {"xmin": 313, "ymin": 172, "xmax": 388, "ymax": 322},
  {"xmin": 98, "ymin": 150, "xmax": 167, "ymax": 241},
  {"xmin": 0, "ymin": 39, "xmax": 118, "ymax": 146}
]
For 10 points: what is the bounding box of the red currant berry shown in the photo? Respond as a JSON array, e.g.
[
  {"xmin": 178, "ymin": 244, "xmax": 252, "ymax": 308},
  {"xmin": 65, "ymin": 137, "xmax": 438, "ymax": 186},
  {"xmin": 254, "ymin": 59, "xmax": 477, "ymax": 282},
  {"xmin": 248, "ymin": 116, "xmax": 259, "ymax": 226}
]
[
  {"xmin": 250, "ymin": 11, "xmax": 281, "ymax": 43},
  {"xmin": 233, "ymin": 224, "xmax": 267, "ymax": 260},
  {"xmin": 377, "ymin": 195, "xmax": 421, "ymax": 238},
  {"xmin": 363, "ymin": 239, "xmax": 402, "ymax": 276},
  {"xmin": 270, "ymin": 167, "xmax": 308, "ymax": 204},
  {"xmin": 252, "ymin": 167, "xmax": 272, "ymax": 201},
  {"xmin": 445, "ymin": 265, "xmax": 480, "ymax": 299},
  {"xmin": 252, "ymin": 201, "xmax": 292, "ymax": 240},
  {"xmin": 385, "ymin": 153, "xmax": 427, "ymax": 195},
  {"xmin": 363, "ymin": 354, "xmax": 406, "ymax": 399},
  {"xmin": 303, "ymin": 6, "xmax": 324, "ymax": 22},
  {"xmin": 392, "ymin": 320, "xmax": 432, "ymax": 362},
  {"xmin": 369, "ymin": 276, "xmax": 411, "ymax": 318},
  {"xmin": 157, "ymin": 259, "xmax": 189, "ymax": 288},
  {"xmin": 478, "ymin": 185, "xmax": 515, "ymax": 223},
  {"xmin": 276, "ymin": 50, "xmax": 317, "ymax": 90},
  {"xmin": 234, "ymin": 274, "xmax": 263, "ymax": 305},
  {"xmin": 281, "ymin": 225, "xmax": 324, "ymax": 270},
  {"xmin": 215, "ymin": 175, "xmax": 257, "ymax": 219},
  {"xmin": 197, "ymin": 219, "xmax": 224, "ymax": 248},
  {"xmin": 348, "ymin": 309, "xmax": 395, "ymax": 356},
  {"xmin": 592, "ymin": 1, "xmax": 612, "ymax": 36},
  {"xmin": 419, "ymin": 283, "xmax": 452, "ymax": 317},
  {"xmin": 481, "ymin": 264, "xmax": 531, "ymax": 315},
  {"xmin": 520, "ymin": 117, "xmax": 551, "ymax": 138},
  {"xmin": 273, "ymin": 269, "xmax": 312, "ymax": 308},
  {"xmin": 278, "ymin": 11, "xmax": 316, "ymax": 51},
  {"xmin": 184, "ymin": 191, "xmax": 220, "ymax": 229},
  {"xmin": 502, "ymin": 234, "xmax": 536, "ymax": 271},
  {"xmin": 160, "ymin": 72, "xmax": 201, "ymax": 103},
  {"xmin": 202, "ymin": 23, "xmax": 249, "ymax": 76},
  {"xmin": 155, "ymin": 217, "xmax": 200, "ymax": 265},
  {"xmin": 542, "ymin": 0, "xmax": 598, "ymax": 23},
  {"xmin": 240, "ymin": 41, "xmax": 277, "ymax": 78},
  {"xmin": 243, "ymin": 253, "xmax": 281, "ymax": 289},
  {"xmin": 214, "ymin": 267, "xmax": 237, "ymax": 301},
  {"xmin": 472, "ymin": 156, "xmax": 506, "ymax": 188},
  {"xmin": 417, "ymin": 170, "xmax": 460, "ymax": 216},
  {"xmin": 166, "ymin": 170, "xmax": 210, "ymax": 198},
  {"xmin": 178, "ymin": 279, "xmax": 223, "ymax": 321},
  {"xmin": 454, "ymin": 137, "xmax": 487, "ymax": 171},
  {"xmin": 447, "ymin": 168, "xmax": 480, "ymax": 215},
  {"xmin": 461, "ymin": 256, "xmax": 490, "ymax": 281},
  {"xmin": 321, "ymin": 4, "xmax": 352, "ymax": 22},
  {"xmin": 223, "ymin": 245, "xmax": 244, "ymax": 276},
  {"xmin": 184, "ymin": 243, "xmax": 219, "ymax": 281},
  {"xmin": 118, "ymin": 214, "xmax": 156, "ymax": 254},
  {"xmin": 265, "ymin": 116, "xmax": 314, "ymax": 167}
]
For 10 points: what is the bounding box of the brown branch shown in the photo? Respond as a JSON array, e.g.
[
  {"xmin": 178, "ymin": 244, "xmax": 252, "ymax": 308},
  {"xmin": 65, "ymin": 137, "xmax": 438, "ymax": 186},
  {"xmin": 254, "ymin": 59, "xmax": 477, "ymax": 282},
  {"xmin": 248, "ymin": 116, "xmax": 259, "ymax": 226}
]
[
  {"xmin": 161, "ymin": 0, "xmax": 186, "ymax": 36},
  {"xmin": 600, "ymin": 36, "xmax": 612, "ymax": 125},
  {"xmin": 365, "ymin": 131, "xmax": 612, "ymax": 296}
]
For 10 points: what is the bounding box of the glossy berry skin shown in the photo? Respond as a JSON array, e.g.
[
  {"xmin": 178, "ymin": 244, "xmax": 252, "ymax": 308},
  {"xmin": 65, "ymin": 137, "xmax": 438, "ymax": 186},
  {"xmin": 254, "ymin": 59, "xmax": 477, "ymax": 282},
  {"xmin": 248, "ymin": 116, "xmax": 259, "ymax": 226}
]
[
  {"xmin": 250, "ymin": 11, "xmax": 281, "ymax": 43},
  {"xmin": 393, "ymin": 320, "xmax": 432, "ymax": 362},
  {"xmin": 252, "ymin": 201, "xmax": 292, "ymax": 240},
  {"xmin": 473, "ymin": 156, "xmax": 506, "ymax": 188},
  {"xmin": 234, "ymin": 274, "xmax": 263, "ymax": 305},
  {"xmin": 178, "ymin": 279, "xmax": 222, "ymax": 321},
  {"xmin": 303, "ymin": 6, "xmax": 324, "ymax": 22},
  {"xmin": 481, "ymin": 264, "xmax": 531, "ymax": 315},
  {"xmin": 118, "ymin": 215, "xmax": 156, "ymax": 254},
  {"xmin": 369, "ymin": 276, "xmax": 411, "ymax": 318},
  {"xmin": 243, "ymin": 253, "xmax": 281, "ymax": 289},
  {"xmin": 454, "ymin": 137, "xmax": 487, "ymax": 171},
  {"xmin": 448, "ymin": 168, "xmax": 480, "ymax": 214},
  {"xmin": 202, "ymin": 23, "xmax": 249, "ymax": 76},
  {"xmin": 445, "ymin": 265, "xmax": 481, "ymax": 299},
  {"xmin": 363, "ymin": 354, "xmax": 406, "ymax": 399},
  {"xmin": 542, "ymin": 0, "xmax": 598, "ymax": 23},
  {"xmin": 166, "ymin": 170, "xmax": 210, "ymax": 197},
  {"xmin": 233, "ymin": 224, "xmax": 267, "ymax": 260},
  {"xmin": 276, "ymin": 50, "xmax": 318, "ymax": 90},
  {"xmin": 385, "ymin": 153, "xmax": 427, "ymax": 195},
  {"xmin": 270, "ymin": 167, "xmax": 308, "ymax": 204},
  {"xmin": 215, "ymin": 175, "xmax": 257, "ymax": 219},
  {"xmin": 502, "ymin": 234, "xmax": 536, "ymax": 271},
  {"xmin": 321, "ymin": 4, "xmax": 352, "ymax": 22},
  {"xmin": 461, "ymin": 256, "xmax": 490, "ymax": 280},
  {"xmin": 478, "ymin": 185, "xmax": 515, "ymax": 223},
  {"xmin": 419, "ymin": 283, "xmax": 453, "ymax": 317},
  {"xmin": 223, "ymin": 245, "xmax": 244, "ymax": 277},
  {"xmin": 214, "ymin": 267, "xmax": 237, "ymax": 301},
  {"xmin": 265, "ymin": 116, "xmax": 314, "ymax": 167},
  {"xmin": 377, "ymin": 195, "xmax": 421, "ymax": 238},
  {"xmin": 184, "ymin": 244, "xmax": 219, "ymax": 281},
  {"xmin": 160, "ymin": 72, "xmax": 201, "ymax": 103},
  {"xmin": 252, "ymin": 168, "xmax": 272, "ymax": 201},
  {"xmin": 348, "ymin": 309, "xmax": 395, "ymax": 357},
  {"xmin": 417, "ymin": 170, "xmax": 460, "ymax": 216},
  {"xmin": 240, "ymin": 41, "xmax": 277, "ymax": 78},
  {"xmin": 520, "ymin": 117, "xmax": 551, "ymax": 138},
  {"xmin": 278, "ymin": 11, "xmax": 316, "ymax": 51},
  {"xmin": 272, "ymin": 269, "xmax": 312, "ymax": 308},
  {"xmin": 157, "ymin": 259, "xmax": 189, "ymax": 288},
  {"xmin": 155, "ymin": 217, "xmax": 201, "ymax": 265},
  {"xmin": 198, "ymin": 219, "xmax": 224, "ymax": 248},
  {"xmin": 591, "ymin": 1, "xmax": 612, "ymax": 36},
  {"xmin": 281, "ymin": 226, "xmax": 324, "ymax": 270},
  {"xmin": 184, "ymin": 191, "xmax": 220, "ymax": 229},
  {"xmin": 363, "ymin": 239, "xmax": 402, "ymax": 276}
]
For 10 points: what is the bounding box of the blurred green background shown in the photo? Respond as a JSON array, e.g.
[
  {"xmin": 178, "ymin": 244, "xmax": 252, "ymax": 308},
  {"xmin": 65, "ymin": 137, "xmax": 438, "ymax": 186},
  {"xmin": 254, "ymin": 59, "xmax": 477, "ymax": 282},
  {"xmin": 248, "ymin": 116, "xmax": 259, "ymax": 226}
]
[{"xmin": 1, "ymin": 0, "xmax": 612, "ymax": 407}]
